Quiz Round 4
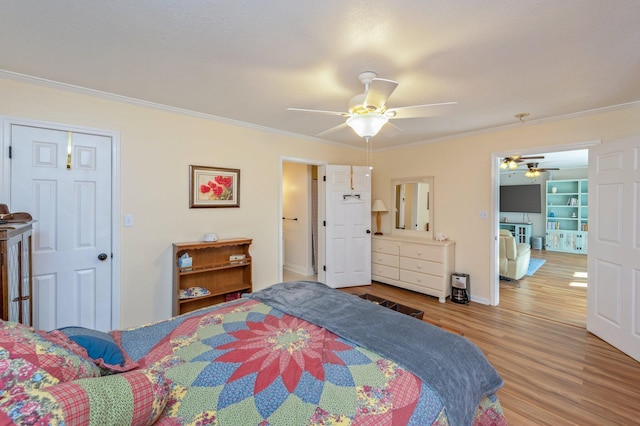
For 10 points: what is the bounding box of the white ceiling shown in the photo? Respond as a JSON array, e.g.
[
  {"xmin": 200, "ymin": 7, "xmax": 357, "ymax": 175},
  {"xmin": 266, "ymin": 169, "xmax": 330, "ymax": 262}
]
[{"xmin": 1, "ymin": 1, "xmax": 640, "ymax": 151}]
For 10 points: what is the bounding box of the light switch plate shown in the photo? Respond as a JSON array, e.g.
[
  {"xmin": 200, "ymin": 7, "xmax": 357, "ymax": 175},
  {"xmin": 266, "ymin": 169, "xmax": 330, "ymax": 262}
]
[
  {"xmin": 124, "ymin": 214, "xmax": 134, "ymax": 227},
  {"xmin": 478, "ymin": 210, "xmax": 488, "ymax": 219}
]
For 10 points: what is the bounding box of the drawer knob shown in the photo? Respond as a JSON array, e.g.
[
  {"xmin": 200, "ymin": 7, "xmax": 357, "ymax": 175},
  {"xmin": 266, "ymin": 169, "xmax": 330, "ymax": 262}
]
[
  {"xmin": 417, "ymin": 250, "xmax": 422, "ymax": 255},
  {"xmin": 417, "ymin": 265, "xmax": 422, "ymax": 269}
]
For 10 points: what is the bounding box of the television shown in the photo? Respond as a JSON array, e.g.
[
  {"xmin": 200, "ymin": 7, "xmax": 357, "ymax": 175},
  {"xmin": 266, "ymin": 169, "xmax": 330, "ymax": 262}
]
[{"xmin": 499, "ymin": 184, "xmax": 542, "ymax": 213}]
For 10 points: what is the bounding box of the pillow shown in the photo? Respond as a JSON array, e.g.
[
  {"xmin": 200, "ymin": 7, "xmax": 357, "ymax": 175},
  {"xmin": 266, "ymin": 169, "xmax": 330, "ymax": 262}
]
[
  {"xmin": 57, "ymin": 327, "xmax": 124, "ymax": 366},
  {"xmin": 52, "ymin": 327, "xmax": 138, "ymax": 373},
  {"xmin": 0, "ymin": 321, "xmax": 101, "ymax": 399},
  {"xmin": 0, "ymin": 366, "xmax": 170, "ymax": 426}
]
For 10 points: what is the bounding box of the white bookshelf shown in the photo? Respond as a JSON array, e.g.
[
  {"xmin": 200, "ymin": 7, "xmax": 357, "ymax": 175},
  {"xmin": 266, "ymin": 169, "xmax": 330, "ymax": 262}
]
[{"xmin": 545, "ymin": 179, "xmax": 588, "ymax": 254}]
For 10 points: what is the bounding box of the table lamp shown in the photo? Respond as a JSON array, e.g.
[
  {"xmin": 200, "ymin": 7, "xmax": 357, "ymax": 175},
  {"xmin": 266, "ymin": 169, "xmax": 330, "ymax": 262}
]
[{"xmin": 371, "ymin": 199, "xmax": 388, "ymax": 235}]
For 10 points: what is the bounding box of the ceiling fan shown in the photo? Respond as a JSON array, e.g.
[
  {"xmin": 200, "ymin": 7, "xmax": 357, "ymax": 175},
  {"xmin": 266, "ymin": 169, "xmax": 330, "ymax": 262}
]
[
  {"xmin": 525, "ymin": 162, "xmax": 560, "ymax": 178},
  {"xmin": 287, "ymin": 71, "xmax": 457, "ymax": 140},
  {"xmin": 500, "ymin": 155, "xmax": 545, "ymax": 170}
]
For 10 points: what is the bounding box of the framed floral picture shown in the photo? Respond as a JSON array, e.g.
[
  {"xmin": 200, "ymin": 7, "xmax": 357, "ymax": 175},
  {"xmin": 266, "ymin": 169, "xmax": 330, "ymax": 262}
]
[{"xmin": 189, "ymin": 165, "xmax": 240, "ymax": 208}]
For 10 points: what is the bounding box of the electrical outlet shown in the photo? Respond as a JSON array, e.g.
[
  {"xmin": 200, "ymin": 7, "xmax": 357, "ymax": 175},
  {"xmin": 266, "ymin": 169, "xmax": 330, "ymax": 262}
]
[{"xmin": 124, "ymin": 214, "xmax": 134, "ymax": 227}]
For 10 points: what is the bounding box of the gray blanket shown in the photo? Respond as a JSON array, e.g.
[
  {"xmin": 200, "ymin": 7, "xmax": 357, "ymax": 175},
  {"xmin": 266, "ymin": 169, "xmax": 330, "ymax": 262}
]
[{"xmin": 248, "ymin": 281, "xmax": 503, "ymax": 426}]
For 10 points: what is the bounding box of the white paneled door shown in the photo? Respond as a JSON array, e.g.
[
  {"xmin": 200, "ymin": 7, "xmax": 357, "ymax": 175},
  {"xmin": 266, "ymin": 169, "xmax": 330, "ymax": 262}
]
[
  {"xmin": 587, "ymin": 135, "xmax": 640, "ymax": 361},
  {"xmin": 10, "ymin": 124, "xmax": 113, "ymax": 331},
  {"xmin": 324, "ymin": 165, "xmax": 371, "ymax": 288}
]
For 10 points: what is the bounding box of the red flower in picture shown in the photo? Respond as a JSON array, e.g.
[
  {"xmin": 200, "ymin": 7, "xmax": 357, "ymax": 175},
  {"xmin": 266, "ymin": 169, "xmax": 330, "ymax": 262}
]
[
  {"xmin": 215, "ymin": 313, "xmax": 351, "ymax": 393},
  {"xmin": 199, "ymin": 176, "xmax": 233, "ymax": 201},
  {"xmin": 215, "ymin": 175, "xmax": 233, "ymax": 188}
]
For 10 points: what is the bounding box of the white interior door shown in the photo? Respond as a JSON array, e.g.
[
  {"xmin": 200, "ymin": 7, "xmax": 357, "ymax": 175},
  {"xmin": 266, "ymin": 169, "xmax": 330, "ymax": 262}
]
[
  {"xmin": 324, "ymin": 165, "xmax": 371, "ymax": 288},
  {"xmin": 587, "ymin": 135, "xmax": 640, "ymax": 361},
  {"xmin": 10, "ymin": 124, "xmax": 114, "ymax": 331}
]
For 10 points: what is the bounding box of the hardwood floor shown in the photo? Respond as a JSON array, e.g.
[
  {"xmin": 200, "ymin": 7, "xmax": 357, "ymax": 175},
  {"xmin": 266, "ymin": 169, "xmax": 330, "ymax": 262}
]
[
  {"xmin": 337, "ymin": 251, "xmax": 640, "ymax": 425},
  {"xmin": 499, "ymin": 249, "xmax": 588, "ymax": 328}
]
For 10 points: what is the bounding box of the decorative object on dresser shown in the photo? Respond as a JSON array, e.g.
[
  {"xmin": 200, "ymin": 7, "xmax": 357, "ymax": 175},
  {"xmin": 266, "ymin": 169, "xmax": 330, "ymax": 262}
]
[
  {"xmin": 371, "ymin": 235, "xmax": 455, "ymax": 303},
  {"xmin": 189, "ymin": 165, "xmax": 240, "ymax": 208},
  {"xmin": 172, "ymin": 238, "xmax": 252, "ymax": 315},
  {"xmin": 0, "ymin": 223, "xmax": 33, "ymax": 325},
  {"xmin": 545, "ymin": 179, "xmax": 588, "ymax": 254},
  {"xmin": 371, "ymin": 199, "xmax": 388, "ymax": 235}
]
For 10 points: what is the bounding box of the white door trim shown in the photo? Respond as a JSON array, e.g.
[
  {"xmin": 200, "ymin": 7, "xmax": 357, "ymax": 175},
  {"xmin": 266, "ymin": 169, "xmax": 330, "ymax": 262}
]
[
  {"xmin": 490, "ymin": 140, "xmax": 600, "ymax": 306},
  {"xmin": 1, "ymin": 115, "xmax": 121, "ymax": 329}
]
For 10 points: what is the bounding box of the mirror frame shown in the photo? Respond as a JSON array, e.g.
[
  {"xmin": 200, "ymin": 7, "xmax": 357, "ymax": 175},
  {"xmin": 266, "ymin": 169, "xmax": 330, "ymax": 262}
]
[{"xmin": 391, "ymin": 176, "xmax": 434, "ymax": 240}]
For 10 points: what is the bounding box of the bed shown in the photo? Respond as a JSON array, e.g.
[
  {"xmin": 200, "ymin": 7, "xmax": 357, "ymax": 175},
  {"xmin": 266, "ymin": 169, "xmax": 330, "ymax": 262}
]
[{"xmin": 0, "ymin": 281, "xmax": 506, "ymax": 425}]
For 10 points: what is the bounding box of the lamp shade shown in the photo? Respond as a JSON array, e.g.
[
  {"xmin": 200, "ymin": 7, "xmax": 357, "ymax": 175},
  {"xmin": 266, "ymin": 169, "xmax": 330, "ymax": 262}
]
[
  {"xmin": 346, "ymin": 114, "xmax": 389, "ymax": 138},
  {"xmin": 371, "ymin": 199, "xmax": 388, "ymax": 212}
]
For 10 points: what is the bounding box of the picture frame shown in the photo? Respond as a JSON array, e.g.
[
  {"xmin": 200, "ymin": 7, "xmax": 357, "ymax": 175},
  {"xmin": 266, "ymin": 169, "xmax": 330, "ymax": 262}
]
[{"xmin": 189, "ymin": 165, "xmax": 240, "ymax": 208}]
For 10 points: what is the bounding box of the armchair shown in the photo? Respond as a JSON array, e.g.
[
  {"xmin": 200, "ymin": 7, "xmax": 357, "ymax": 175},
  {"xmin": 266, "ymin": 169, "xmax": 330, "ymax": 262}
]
[{"xmin": 499, "ymin": 229, "xmax": 531, "ymax": 280}]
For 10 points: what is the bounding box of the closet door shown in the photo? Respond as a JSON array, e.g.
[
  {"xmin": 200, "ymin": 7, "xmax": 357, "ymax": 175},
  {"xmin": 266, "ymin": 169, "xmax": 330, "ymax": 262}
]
[{"xmin": 324, "ymin": 165, "xmax": 371, "ymax": 288}]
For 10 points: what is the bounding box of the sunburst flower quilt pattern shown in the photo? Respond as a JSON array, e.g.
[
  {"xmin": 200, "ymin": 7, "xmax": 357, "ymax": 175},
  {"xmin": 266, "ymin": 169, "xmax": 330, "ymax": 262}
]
[{"xmin": 140, "ymin": 300, "xmax": 446, "ymax": 425}]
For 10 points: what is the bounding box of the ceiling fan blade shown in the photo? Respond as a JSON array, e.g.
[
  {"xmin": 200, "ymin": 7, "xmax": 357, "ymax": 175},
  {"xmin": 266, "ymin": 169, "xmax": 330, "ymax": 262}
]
[
  {"xmin": 364, "ymin": 78, "xmax": 398, "ymax": 110},
  {"xmin": 286, "ymin": 107, "xmax": 349, "ymax": 117},
  {"xmin": 386, "ymin": 102, "xmax": 457, "ymax": 119},
  {"xmin": 316, "ymin": 122, "xmax": 349, "ymax": 137},
  {"xmin": 380, "ymin": 121, "xmax": 403, "ymax": 137},
  {"xmin": 539, "ymin": 168, "xmax": 560, "ymax": 171}
]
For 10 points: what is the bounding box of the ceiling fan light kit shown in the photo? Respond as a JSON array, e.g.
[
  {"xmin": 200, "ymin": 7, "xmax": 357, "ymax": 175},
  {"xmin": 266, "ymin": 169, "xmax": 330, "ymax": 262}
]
[{"xmin": 346, "ymin": 114, "xmax": 389, "ymax": 138}]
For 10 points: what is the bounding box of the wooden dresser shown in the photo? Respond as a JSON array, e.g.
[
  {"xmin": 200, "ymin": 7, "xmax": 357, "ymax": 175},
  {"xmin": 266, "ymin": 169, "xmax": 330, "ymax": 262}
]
[
  {"xmin": 0, "ymin": 223, "xmax": 33, "ymax": 325},
  {"xmin": 371, "ymin": 235, "xmax": 455, "ymax": 303}
]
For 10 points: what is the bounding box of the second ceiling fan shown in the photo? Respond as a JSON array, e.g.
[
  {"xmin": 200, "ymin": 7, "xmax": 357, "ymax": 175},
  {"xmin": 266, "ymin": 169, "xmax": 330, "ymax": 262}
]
[
  {"xmin": 287, "ymin": 71, "xmax": 457, "ymax": 140},
  {"xmin": 525, "ymin": 162, "xmax": 559, "ymax": 178}
]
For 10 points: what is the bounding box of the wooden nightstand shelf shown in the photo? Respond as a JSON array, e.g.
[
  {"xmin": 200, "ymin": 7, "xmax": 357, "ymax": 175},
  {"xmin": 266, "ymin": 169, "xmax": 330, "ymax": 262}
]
[{"xmin": 172, "ymin": 238, "xmax": 252, "ymax": 316}]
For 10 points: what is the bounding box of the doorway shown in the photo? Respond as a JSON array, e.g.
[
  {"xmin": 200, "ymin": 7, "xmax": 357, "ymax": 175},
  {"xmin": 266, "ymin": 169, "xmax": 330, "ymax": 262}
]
[
  {"xmin": 493, "ymin": 143, "xmax": 594, "ymax": 327},
  {"xmin": 281, "ymin": 160, "xmax": 319, "ymax": 282}
]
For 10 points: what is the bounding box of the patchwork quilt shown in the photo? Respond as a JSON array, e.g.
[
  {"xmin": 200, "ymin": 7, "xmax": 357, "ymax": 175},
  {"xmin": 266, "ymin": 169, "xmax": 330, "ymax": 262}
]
[{"xmin": 111, "ymin": 283, "xmax": 507, "ymax": 425}]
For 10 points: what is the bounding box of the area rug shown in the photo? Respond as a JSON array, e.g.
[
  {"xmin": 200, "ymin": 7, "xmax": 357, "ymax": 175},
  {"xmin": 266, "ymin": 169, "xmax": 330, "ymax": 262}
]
[{"xmin": 526, "ymin": 258, "xmax": 546, "ymax": 276}]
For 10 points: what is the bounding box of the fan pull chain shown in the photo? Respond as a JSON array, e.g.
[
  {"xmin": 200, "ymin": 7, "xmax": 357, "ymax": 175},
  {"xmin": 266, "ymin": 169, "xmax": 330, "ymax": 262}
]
[{"xmin": 364, "ymin": 136, "xmax": 372, "ymax": 177}]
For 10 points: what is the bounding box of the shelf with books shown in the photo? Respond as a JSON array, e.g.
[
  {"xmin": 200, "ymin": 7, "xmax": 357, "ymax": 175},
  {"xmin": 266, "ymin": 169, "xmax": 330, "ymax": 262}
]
[{"xmin": 546, "ymin": 179, "xmax": 588, "ymax": 254}]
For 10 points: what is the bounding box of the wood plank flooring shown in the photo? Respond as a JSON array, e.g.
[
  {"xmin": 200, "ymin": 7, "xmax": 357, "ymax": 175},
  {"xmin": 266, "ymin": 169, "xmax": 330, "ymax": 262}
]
[
  {"xmin": 499, "ymin": 249, "xmax": 588, "ymax": 328},
  {"xmin": 336, "ymin": 250, "xmax": 640, "ymax": 425}
]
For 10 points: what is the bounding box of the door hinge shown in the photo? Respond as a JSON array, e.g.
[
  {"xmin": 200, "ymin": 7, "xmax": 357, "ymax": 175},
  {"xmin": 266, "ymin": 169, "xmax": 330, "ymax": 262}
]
[
  {"xmin": 323, "ymin": 220, "xmax": 326, "ymax": 227},
  {"xmin": 8, "ymin": 146, "xmax": 12, "ymax": 159},
  {"xmin": 323, "ymin": 175, "xmax": 326, "ymax": 182},
  {"xmin": 323, "ymin": 265, "xmax": 326, "ymax": 271}
]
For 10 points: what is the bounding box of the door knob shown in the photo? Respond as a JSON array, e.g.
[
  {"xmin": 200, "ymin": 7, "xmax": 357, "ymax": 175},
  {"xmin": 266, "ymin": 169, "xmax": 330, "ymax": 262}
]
[
  {"xmin": 98, "ymin": 253, "xmax": 108, "ymax": 261},
  {"xmin": 366, "ymin": 229, "xmax": 371, "ymax": 234}
]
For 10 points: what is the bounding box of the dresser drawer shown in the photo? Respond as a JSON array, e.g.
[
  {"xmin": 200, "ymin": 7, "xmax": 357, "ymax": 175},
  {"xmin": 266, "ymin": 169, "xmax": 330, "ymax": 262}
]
[
  {"xmin": 372, "ymin": 239, "xmax": 399, "ymax": 256},
  {"xmin": 372, "ymin": 263, "xmax": 400, "ymax": 280},
  {"xmin": 372, "ymin": 252, "xmax": 399, "ymax": 268},
  {"xmin": 400, "ymin": 242, "xmax": 443, "ymax": 262},
  {"xmin": 400, "ymin": 269, "xmax": 441, "ymax": 291},
  {"xmin": 399, "ymin": 257, "xmax": 443, "ymax": 276}
]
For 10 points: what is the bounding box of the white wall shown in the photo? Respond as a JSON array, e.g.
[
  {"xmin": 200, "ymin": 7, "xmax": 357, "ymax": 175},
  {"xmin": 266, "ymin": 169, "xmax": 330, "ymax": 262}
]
[{"xmin": 0, "ymin": 77, "xmax": 364, "ymax": 327}]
